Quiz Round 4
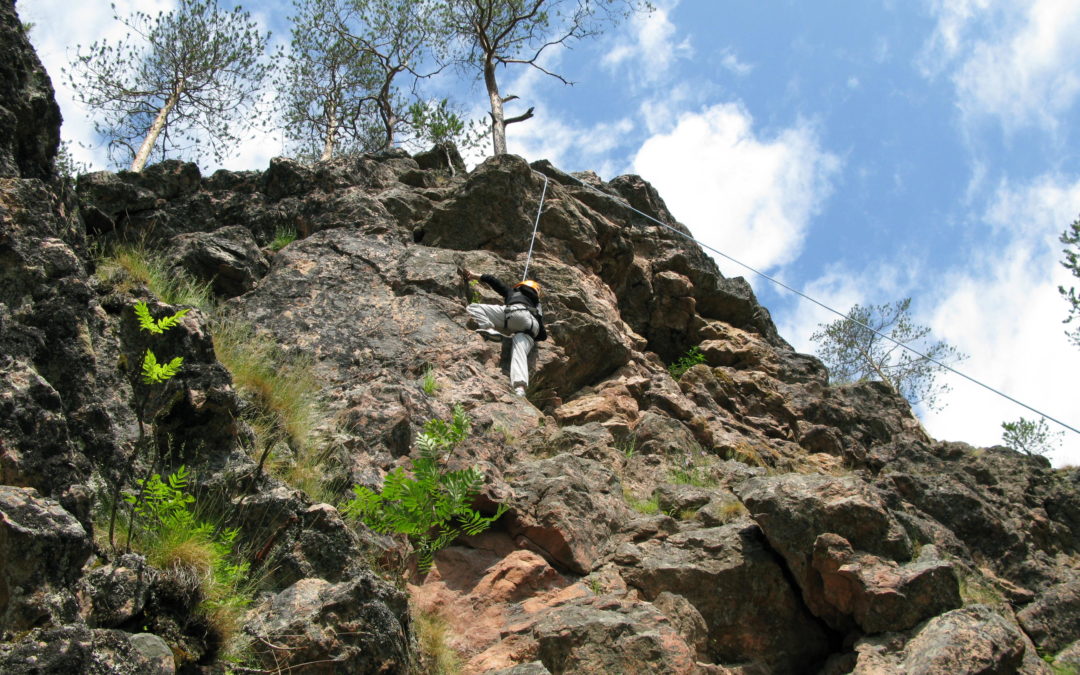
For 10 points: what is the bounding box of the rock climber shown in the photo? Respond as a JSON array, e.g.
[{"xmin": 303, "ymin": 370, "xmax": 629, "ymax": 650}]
[{"xmin": 462, "ymin": 269, "xmax": 547, "ymax": 397}]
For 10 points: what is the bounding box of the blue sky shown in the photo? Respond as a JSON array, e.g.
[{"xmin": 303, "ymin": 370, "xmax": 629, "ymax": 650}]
[{"xmin": 22, "ymin": 0, "xmax": 1080, "ymax": 465}]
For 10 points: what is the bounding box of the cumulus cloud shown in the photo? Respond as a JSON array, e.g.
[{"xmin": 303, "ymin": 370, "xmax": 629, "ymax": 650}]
[
  {"xmin": 921, "ymin": 0, "xmax": 1080, "ymax": 133},
  {"xmin": 920, "ymin": 175, "xmax": 1080, "ymax": 465},
  {"xmin": 631, "ymin": 103, "xmax": 840, "ymax": 273},
  {"xmin": 601, "ymin": 0, "xmax": 692, "ymax": 82}
]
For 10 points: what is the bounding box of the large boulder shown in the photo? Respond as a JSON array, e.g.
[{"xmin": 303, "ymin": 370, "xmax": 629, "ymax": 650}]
[
  {"xmin": 245, "ymin": 575, "xmax": 411, "ymax": 674},
  {"xmin": 0, "ymin": 485, "xmax": 91, "ymax": 631}
]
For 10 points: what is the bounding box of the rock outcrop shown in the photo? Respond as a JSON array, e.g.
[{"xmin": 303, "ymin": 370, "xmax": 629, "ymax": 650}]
[{"xmin": 1, "ymin": 0, "xmax": 1078, "ymax": 673}]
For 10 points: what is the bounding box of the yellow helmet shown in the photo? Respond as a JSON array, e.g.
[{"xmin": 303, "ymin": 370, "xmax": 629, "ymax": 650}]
[{"xmin": 514, "ymin": 280, "xmax": 541, "ymax": 296}]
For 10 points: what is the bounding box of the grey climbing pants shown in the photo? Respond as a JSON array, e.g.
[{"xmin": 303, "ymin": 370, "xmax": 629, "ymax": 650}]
[{"xmin": 466, "ymin": 303, "xmax": 537, "ymax": 389}]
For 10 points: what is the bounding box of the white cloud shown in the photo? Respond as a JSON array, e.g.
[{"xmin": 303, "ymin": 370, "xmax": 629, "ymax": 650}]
[
  {"xmin": 921, "ymin": 0, "xmax": 1080, "ymax": 133},
  {"xmin": 601, "ymin": 0, "xmax": 692, "ymax": 82},
  {"xmin": 506, "ymin": 115, "xmax": 634, "ymax": 177},
  {"xmin": 720, "ymin": 49, "xmax": 753, "ymax": 77},
  {"xmin": 920, "ymin": 175, "xmax": 1080, "ymax": 468},
  {"xmin": 631, "ymin": 103, "xmax": 840, "ymax": 273}
]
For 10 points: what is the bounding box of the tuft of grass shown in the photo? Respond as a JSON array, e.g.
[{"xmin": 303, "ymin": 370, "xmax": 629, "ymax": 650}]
[
  {"xmin": 422, "ymin": 365, "xmax": 440, "ymax": 396},
  {"xmin": 96, "ymin": 242, "xmax": 214, "ymax": 311},
  {"xmin": 270, "ymin": 226, "xmax": 298, "ymax": 251},
  {"xmin": 109, "ymin": 466, "xmax": 255, "ymax": 660},
  {"xmin": 669, "ymin": 466, "xmax": 718, "ymax": 488},
  {"xmin": 623, "ymin": 488, "xmax": 659, "ymax": 515},
  {"xmin": 414, "ymin": 608, "xmax": 463, "ymax": 675},
  {"xmin": 717, "ymin": 498, "xmax": 748, "ymax": 522},
  {"xmin": 211, "ymin": 318, "xmax": 329, "ymax": 497},
  {"xmin": 617, "ymin": 436, "xmax": 637, "ymax": 459}
]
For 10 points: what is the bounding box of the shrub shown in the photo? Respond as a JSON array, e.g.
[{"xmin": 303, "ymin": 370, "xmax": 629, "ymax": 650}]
[
  {"xmin": 343, "ymin": 405, "xmax": 508, "ymax": 573},
  {"xmin": 668, "ymin": 346, "xmax": 706, "ymax": 379}
]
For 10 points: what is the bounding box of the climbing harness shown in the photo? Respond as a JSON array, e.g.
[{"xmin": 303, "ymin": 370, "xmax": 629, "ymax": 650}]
[{"xmin": 518, "ymin": 168, "xmax": 1079, "ymax": 437}]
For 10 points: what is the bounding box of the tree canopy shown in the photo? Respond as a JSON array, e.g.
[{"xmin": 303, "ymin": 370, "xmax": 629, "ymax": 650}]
[
  {"xmin": 1060, "ymin": 217, "xmax": 1080, "ymax": 348},
  {"xmin": 810, "ymin": 298, "xmax": 966, "ymax": 411},
  {"xmin": 65, "ymin": 0, "xmax": 271, "ymax": 171},
  {"xmin": 439, "ymin": 0, "xmax": 651, "ymax": 155}
]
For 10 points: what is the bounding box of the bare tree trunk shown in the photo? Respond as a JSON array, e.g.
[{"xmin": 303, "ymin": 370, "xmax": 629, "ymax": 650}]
[
  {"xmin": 321, "ymin": 107, "xmax": 338, "ymax": 161},
  {"xmin": 484, "ymin": 60, "xmax": 507, "ymax": 155},
  {"xmin": 131, "ymin": 91, "xmax": 180, "ymax": 172}
]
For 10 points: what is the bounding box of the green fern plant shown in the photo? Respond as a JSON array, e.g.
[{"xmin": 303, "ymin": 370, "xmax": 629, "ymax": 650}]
[
  {"xmin": 343, "ymin": 405, "xmax": 507, "ymax": 573},
  {"xmin": 134, "ymin": 300, "xmax": 187, "ymax": 384},
  {"xmin": 120, "ymin": 465, "xmax": 253, "ymax": 657},
  {"xmin": 668, "ymin": 346, "xmax": 706, "ymax": 379}
]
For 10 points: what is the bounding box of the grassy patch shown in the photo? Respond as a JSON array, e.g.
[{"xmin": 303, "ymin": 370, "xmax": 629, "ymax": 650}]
[
  {"xmin": 269, "ymin": 226, "xmax": 297, "ymax": 251},
  {"xmin": 422, "ymin": 365, "xmax": 440, "ymax": 396},
  {"xmin": 669, "ymin": 466, "xmax": 718, "ymax": 488},
  {"xmin": 414, "ymin": 608, "xmax": 463, "ymax": 675},
  {"xmin": 623, "ymin": 488, "xmax": 659, "ymax": 515},
  {"xmin": 211, "ymin": 318, "xmax": 330, "ymax": 500},
  {"xmin": 96, "ymin": 242, "xmax": 213, "ymax": 311},
  {"xmin": 108, "ymin": 466, "xmax": 254, "ymax": 660}
]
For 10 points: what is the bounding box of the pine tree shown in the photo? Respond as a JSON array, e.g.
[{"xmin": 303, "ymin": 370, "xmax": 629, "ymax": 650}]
[{"xmin": 65, "ymin": 0, "xmax": 271, "ymax": 171}]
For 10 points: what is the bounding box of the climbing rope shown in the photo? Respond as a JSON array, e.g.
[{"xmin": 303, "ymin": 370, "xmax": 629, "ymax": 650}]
[
  {"xmin": 522, "ymin": 172, "xmax": 549, "ymax": 282},
  {"xmin": 523, "ymin": 168, "xmax": 1079, "ymax": 437}
]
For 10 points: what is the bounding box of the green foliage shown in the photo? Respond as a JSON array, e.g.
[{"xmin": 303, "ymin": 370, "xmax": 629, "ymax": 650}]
[
  {"xmin": 141, "ymin": 349, "xmax": 184, "ymax": 384},
  {"xmin": 121, "ymin": 466, "xmax": 253, "ymax": 655},
  {"xmin": 64, "ymin": 0, "xmax": 271, "ymax": 170},
  {"xmin": 810, "ymin": 298, "xmax": 966, "ymax": 412},
  {"xmin": 408, "ymin": 98, "xmax": 484, "ymax": 156},
  {"xmin": 98, "ymin": 244, "xmax": 213, "ymax": 310},
  {"xmin": 55, "ymin": 140, "xmax": 91, "ymax": 181},
  {"xmin": 1001, "ymin": 417, "xmax": 1063, "ymax": 457},
  {"xmin": 1061, "ymin": 217, "xmax": 1080, "ymax": 348},
  {"xmin": 469, "ymin": 278, "xmax": 482, "ymax": 303},
  {"xmin": 135, "ymin": 300, "xmax": 190, "ymax": 334},
  {"xmin": 422, "ymin": 365, "xmax": 440, "ymax": 396},
  {"xmin": 270, "ymin": 226, "xmax": 298, "ymax": 251},
  {"xmin": 668, "ymin": 345, "xmax": 706, "ymax": 379},
  {"xmin": 279, "ymin": 0, "xmax": 446, "ymax": 158},
  {"xmin": 211, "ymin": 318, "xmax": 327, "ymax": 497},
  {"xmin": 343, "ymin": 405, "xmax": 507, "ymax": 573},
  {"xmin": 134, "ymin": 301, "xmax": 187, "ymax": 384}
]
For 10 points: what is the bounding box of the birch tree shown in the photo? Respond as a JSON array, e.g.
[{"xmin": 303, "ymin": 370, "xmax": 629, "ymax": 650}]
[
  {"xmin": 810, "ymin": 298, "xmax": 966, "ymax": 412},
  {"xmin": 440, "ymin": 0, "xmax": 651, "ymax": 156},
  {"xmin": 65, "ymin": 0, "xmax": 271, "ymax": 172}
]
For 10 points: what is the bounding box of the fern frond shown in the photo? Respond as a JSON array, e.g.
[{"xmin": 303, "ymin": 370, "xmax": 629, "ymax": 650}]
[{"xmin": 134, "ymin": 301, "xmax": 162, "ymax": 334}]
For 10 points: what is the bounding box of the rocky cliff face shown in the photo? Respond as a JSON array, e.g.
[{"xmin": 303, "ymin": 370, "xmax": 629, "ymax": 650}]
[{"xmin": 2, "ymin": 1, "xmax": 1079, "ymax": 673}]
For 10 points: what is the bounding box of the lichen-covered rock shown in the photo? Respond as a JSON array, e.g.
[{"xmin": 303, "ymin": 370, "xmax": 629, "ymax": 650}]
[
  {"xmin": 531, "ymin": 595, "xmax": 700, "ymax": 674},
  {"xmin": 164, "ymin": 224, "xmax": 269, "ymax": 297},
  {"xmin": 506, "ymin": 454, "xmax": 629, "ymax": 574},
  {"xmin": 1018, "ymin": 580, "xmax": 1080, "ymax": 655},
  {"xmin": 0, "ymin": 485, "xmax": 90, "ymax": 631},
  {"xmin": 0, "ymin": 0, "xmax": 60, "ymax": 180},
  {"xmin": 901, "ymin": 605, "xmax": 1029, "ymax": 675},
  {"xmin": 0, "ymin": 625, "xmax": 176, "ymax": 674},
  {"xmin": 615, "ymin": 521, "xmax": 830, "ymax": 672},
  {"xmin": 78, "ymin": 553, "xmax": 156, "ymax": 628},
  {"xmin": 246, "ymin": 575, "xmax": 411, "ymax": 674}
]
